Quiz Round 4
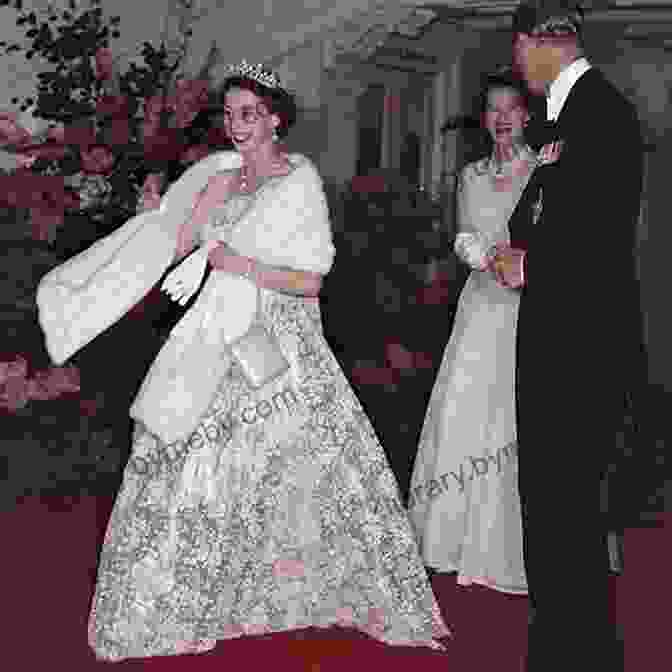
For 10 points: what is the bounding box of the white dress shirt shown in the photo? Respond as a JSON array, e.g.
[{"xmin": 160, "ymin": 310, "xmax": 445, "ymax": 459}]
[{"xmin": 546, "ymin": 57, "xmax": 592, "ymax": 121}]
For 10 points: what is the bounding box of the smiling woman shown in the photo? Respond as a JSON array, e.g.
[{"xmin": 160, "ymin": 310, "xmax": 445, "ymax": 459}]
[
  {"xmin": 74, "ymin": 60, "xmax": 452, "ymax": 662},
  {"xmin": 409, "ymin": 66, "xmax": 537, "ymax": 598},
  {"xmin": 210, "ymin": 64, "xmax": 297, "ymax": 180}
]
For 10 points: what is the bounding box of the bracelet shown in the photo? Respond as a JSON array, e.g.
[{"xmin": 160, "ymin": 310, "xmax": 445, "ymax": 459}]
[{"xmin": 244, "ymin": 258, "xmax": 256, "ymax": 283}]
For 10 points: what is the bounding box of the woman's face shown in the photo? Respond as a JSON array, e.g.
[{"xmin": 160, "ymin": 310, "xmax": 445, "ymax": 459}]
[
  {"xmin": 483, "ymin": 87, "xmax": 529, "ymax": 146},
  {"xmin": 221, "ymin": 87, "xmax": 280, "ymax": 154}
]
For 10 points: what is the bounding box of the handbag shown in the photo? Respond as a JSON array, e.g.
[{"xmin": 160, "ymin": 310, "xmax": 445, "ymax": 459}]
[{"xmin": 228, "ymin": 287, "xmax": 290, "ymax": 389}]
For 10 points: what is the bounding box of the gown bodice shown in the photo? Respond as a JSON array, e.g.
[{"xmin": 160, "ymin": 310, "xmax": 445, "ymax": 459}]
[
  {"xmin": 458, "ymin": 151, "xmax": 537, "ymax": 301},
  {"xmin": 199, "ymin": 170, "xmax": 288, "ymax": 246},
  {"xmin": 462, "ymin": 153, "xmax": 537, "ymax": 246}
]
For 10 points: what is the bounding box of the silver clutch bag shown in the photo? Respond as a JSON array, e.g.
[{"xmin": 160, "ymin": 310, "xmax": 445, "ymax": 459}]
[{"xmin": 228, "ymin": 291, "xmax": 290, "ymax": 389}]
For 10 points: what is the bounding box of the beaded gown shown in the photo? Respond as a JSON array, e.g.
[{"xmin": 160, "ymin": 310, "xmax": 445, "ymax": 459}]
[{"xmin": 87, "ymin": 168, "xmax": 450, "ymax": 661}]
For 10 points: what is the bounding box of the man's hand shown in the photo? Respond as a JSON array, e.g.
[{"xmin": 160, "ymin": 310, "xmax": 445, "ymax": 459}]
[
  {"xmin": 537, "ymin": 140, "xmax": 564, "ymax": 166},
  {"xmin": 492, "ymin": 245, "xmax": 526, "ymax": 289}
]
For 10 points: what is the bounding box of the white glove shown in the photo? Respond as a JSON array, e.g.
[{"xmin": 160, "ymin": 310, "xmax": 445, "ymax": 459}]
[
  {"xmin": 454, "ymin": 232, "xmax": 493, "ymax": 271},
  {"xmin": 161, "ymin": 241, "xmax": 216, "ymax": 306}
]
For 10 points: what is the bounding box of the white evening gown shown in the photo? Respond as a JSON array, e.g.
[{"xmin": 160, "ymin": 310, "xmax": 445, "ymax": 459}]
[{"xmin": 409, "ymin": 151, "xmax": 536, "ymax": 595}]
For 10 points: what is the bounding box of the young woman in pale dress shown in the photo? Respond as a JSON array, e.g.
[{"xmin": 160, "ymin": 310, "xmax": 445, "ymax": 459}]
[
  {"xmin": 410, "ymin": 70, "xmax": 538, "ymax": 595},
  {"xmin": 80, "ymin": 64, "xmax": 449, "ymax": 661}
]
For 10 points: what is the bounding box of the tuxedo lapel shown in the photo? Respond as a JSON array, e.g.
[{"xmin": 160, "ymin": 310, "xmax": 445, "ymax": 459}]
[
  {"xmin": 509, "ymin": 69, "xmax": 600, "ymax": 251},
  {"xmin": 554, "ymin": 67, "xmax": 600, "ymax": 129},
  {"xmin": 507, "ymin": 164, "xmax": 544, "ymax": 251}
]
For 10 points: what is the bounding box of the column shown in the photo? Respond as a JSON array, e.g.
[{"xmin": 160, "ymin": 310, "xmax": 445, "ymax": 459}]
[
  {"xmin": 439, "ymin": 51, "xmax": 463, "ymax": 237},
  {"xmin": 429, "ymin": 70, "xmax": 447, "ymax": 199},
  {"xmin": 271, "ymin": 41, "xmax": 329, "ymax": 170}
]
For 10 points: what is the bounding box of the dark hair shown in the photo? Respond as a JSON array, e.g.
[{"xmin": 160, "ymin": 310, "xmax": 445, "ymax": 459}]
[
  {"xmin": 512, "ymin": 1, "xmax": 584, "ymax": 39},
  {"xmin": 465, "ymin": 68, "xmax": 541, "ymax": 162},
  {"xmin": 212, "ymin": 76, "xmax": 297, "ymax": 140},
  {"xmin": 478, "ymin": 68, "xmax": 533, "ymax": 118}
]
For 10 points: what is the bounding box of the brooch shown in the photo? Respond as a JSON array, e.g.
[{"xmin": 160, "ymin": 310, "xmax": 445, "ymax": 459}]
[{"xmin": 532, "ymin": 188, "xmax": 543, "ymax": 225}]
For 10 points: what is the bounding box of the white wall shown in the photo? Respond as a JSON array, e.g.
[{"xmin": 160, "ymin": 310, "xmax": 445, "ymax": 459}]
[{"xmin": 320, "ymin": 60, "xmax": 428, "ymax": 185}]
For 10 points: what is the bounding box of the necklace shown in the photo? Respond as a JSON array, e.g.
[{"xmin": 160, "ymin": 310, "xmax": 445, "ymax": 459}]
[
  {"xmin": 489, "ymin": 146, "xmax": 534, "ymax": 192},
  {"xmin": 491, "ymin": 143, "xmax": 526, "ymax": 176},
  {"xmin": 239, "ymin": 163, "xmax": 251, "ymax": 192},
  {"xmin": 239, "ymin": 155, "xmax": 291, "ymax": 193}
]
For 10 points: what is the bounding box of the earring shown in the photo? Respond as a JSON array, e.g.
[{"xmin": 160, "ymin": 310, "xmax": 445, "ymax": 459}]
[{"xmin": 272, "ymin": 128, "xmax": 279, "ymax": 142}]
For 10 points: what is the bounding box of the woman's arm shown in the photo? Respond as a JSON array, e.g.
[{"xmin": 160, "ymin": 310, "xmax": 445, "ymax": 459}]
[
  {"xmin": 174, "ymin": 200, "xmax": 202, "ymax": 262},
  {"xmin": 137, "ymin": 172, "xmax": 203, "ymax": 262},
  {"xmin": 256, "ymin": 264, "xmax": 323, "ymax": 297},
  {"xmin": 454, "ymin": 165, "xmax": 493, "ymax": 271},
  {"xmin": 208, "ymin": 243, "xmax": 323, "ymax": 297},
  {"xmin": 174, "ymin": 172, "xmax": 236, "ymax": 262}
]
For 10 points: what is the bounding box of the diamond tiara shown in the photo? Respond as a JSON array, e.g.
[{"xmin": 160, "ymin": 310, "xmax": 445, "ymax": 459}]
[{"xmin": 224, "ymin": 60, "xmax": 282, "ymax": 90}]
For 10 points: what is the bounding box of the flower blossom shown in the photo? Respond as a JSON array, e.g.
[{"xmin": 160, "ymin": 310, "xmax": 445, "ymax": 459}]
[
  {"xmin": 47, "ymin": 124, "xmax": 66, "ymax": 143},
  {"xmin": 16, "ymin": 143, "xmax": 67, "ymax": 166},
  {"xmin": 81, "ymin": 145, "xmax": 114, "ymax": 175},
  {"xmin": 180, "ymin": 143, "xmax": 210, "ymax": 164},
  {"xmin": 93, "ymin": 47, "xmax": 115, "ymax": 81},
  {"xmin": 30, "ymin": 207, "xmax": 64, "ymax": 243},
  {"xmin": 15, "ymin": 153, "xmax": 37, "ymax": 169},
  {"xmin": 144, "ymin": 96, "xmax": 167, "ymax": 126},
  {"xmin": 172, "ymin": 78, "xmax": 209, "ymax": 128},
  {"xmin": 96, "ymin": 95, "xmax": 130, "ymax": 118},
  {"xmin": 0, "ymin": 111, "xmax": 32, "ymax": 147}
]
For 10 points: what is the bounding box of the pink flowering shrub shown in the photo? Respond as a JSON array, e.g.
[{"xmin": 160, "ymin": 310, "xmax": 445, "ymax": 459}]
[
  {"xmin": 0, "ymin": 0, "xmax": 227, "ymax": 252},
  {"xmin": 0, "ymin": 356, "xmax": 80, "ymax": 412}
]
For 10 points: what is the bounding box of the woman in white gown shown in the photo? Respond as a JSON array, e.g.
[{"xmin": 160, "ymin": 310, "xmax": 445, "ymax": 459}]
[
  {"xmin": 35, "ymin": 63, "xmax": 449, "ymax": 661},
  {"xmin": 409, "ymin": 70, "xmax": 540, "ymax": 595}
]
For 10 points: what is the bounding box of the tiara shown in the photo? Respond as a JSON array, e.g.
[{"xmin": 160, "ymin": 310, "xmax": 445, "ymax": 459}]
[
  {"xmin": 224, "ymin": 60, "xmax": 282, "ymax": 89},
  {"xmin": 530, "ymin": 13, "xmax": 582, "ymax": 37}
]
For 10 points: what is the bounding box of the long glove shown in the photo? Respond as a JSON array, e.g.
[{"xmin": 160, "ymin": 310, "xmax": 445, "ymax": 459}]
[{"xmin": 454, "ymin": 232, "xmax": 495, "ymax": 271}]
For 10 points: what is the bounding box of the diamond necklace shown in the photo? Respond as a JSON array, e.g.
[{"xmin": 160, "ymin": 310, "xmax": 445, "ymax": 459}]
[
  {"xmin": 491, "ymin": 142, "xmax": 526, "ymax": 176},
  {"xmin": 239, "ymin": 163, "xmax": 250, "ymax": 192},
  {"xmin": 239, "ymin": 156, "xmax": 289, "ymax": 193}
]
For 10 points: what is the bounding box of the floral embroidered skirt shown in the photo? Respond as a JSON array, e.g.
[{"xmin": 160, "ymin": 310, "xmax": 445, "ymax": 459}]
[{"xmin": 87, "ymin": 292, "xmax": 450, "ymax": 661}]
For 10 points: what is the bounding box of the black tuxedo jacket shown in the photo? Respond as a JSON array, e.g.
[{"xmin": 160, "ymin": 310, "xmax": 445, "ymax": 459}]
[{"xmin": 510, "ymin": 68, "xmax": 646, "ymax": 458}]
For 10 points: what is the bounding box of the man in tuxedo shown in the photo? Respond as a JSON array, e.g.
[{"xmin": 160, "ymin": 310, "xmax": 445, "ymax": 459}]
[{"xmin": 494, "ymin": 2, "xmax": 645, "ymax": 668}]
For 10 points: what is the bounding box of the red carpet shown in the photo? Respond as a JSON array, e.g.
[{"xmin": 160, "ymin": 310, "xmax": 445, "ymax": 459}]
[{"xmin": 0, "ymin": 496, "xmax": 667, "ymax": 671}]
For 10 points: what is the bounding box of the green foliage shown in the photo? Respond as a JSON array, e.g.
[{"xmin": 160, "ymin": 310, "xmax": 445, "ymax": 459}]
[{"xmin": 0, "ymin": 0, "xmax": 213, "ymax": 257}]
